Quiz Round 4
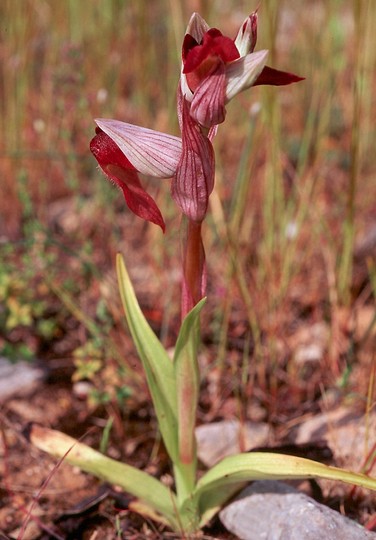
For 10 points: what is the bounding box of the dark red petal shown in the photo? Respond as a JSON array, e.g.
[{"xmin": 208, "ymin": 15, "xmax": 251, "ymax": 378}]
[
  {"xmin": 183, "ymin": 29, "xmax": 240, "ymax": 75},
  {"xmin": 90, "ymin": 129, "xmax": 134, "ymax": 170},
  {"xmin": 107, "ymin": 165, "xmax": 166, "ymax": 231},
  {"xmin": 254, "ymin": 65, "xmax": 305, "ymax": 86},
  {"xmin": 90, "ymin": 130, "xmax": 165, "ymax": 231},
  {"xmin": 182, "ymin": 34, "xmax": 199, "ymax": 62},
  {"xmin": 249, "ymin": 12, "xmax": 258, "ymax": 52}
]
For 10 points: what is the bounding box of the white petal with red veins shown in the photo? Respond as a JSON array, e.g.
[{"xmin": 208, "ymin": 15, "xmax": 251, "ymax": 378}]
[
  {"xmin": 189, "ymin": 61, "xmax": 227, "ymax": 128},
  {"xmin": 185, "ymin": 12, "xmax": 210, "ymax": 43},
  {"xmin": 234, "ymin": 13, "xmax": 258, "ymax": 56},
  {"xmin": 95, "ymin": 119, "xmax": 182, "ymax": 178},
  {"xmin": 225, "ymin": 50, "xmax": 268, "ymax": 102},
  {"xmin": 172, "ymin": 97, "xmax": 215, "ymax": 222}
]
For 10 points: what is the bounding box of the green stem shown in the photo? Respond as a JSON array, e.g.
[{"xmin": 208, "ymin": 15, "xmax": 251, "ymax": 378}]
[{"xmin": 173, "ymin": 460, "xmax": 197, "ymax": 505}]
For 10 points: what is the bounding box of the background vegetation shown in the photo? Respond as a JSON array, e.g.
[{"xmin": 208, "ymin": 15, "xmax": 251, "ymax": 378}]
[{"xmin": 1, "ymin": 0, "xmax": 375, "ymax": 445}]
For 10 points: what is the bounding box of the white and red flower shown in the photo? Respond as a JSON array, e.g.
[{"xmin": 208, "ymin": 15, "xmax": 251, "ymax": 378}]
[{"xmin": 90, "ymin": 11, "xmax": 303, "ymax": 229}]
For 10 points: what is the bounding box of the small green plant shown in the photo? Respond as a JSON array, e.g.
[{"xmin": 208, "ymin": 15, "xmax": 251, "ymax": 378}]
[
  {"xmin": 30, "ymin": 255, "xmax": 376, "ymax": 534},
  {"xmin": 30, "ymin": 10, "xmax": 376, "ymax": 536},
  {"xmin": 72, "ymin": 339, "xmax": 133, "ymax": 409},
  {"xmin": 0, "ymin": 242, "xmax": 57, "ymax": 359}
]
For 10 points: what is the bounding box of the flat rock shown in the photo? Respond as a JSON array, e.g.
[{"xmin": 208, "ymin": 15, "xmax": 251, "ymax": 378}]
[
  {"xmin": 196, "ymin": 420, "xmax": 270, "ymax": 467},
  {"xmin": 0, "ymin": 356, "xmax": 45, "ymax": 403},
  {"xmin": 220, "ymin": 480, "xmax": 376, "ymax": 540},
  {"xmin": 292, "ymin": 406, "xmax": 376, "ymax": 471}
]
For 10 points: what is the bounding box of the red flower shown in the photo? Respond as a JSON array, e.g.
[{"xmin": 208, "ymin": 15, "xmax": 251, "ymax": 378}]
[
  {"xmin": 90, "ymin": 11, "xmax": 304, "ymax": 315},
  {"xmin": 180, "ymin": 12, "xmax": 304, "ymax": 129},
  {"xmin": 90, "ymin": 11, "xmax": 304, "ymax": 228}
]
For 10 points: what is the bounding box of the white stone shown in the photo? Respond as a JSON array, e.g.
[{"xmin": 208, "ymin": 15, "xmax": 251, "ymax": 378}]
[
  {"xmin": 220, "ymin": 480, "xmax": 376, "ymax": 540},
  {"xmin": 196, "ymin": 420, "xmax": 270, "ymax": 467}
]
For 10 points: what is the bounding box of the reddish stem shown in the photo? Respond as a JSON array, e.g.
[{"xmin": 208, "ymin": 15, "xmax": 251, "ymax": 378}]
[{"xmin": 181, "ymin": 219, "xmax": 206, "ymax": 319}]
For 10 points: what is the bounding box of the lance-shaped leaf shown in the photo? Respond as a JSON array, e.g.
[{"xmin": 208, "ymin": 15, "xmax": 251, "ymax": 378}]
[
  {"xmin": 173, "ymin": 298, "xmax": 206, "ymax": 497},
  {"xmin": 198, "ymin": 482, "xmax": 245, "ymax": 528},
  {"xmin": 28, "ymin": 424, "xmax": 179, "ymax": 530},
  {"xmin": 191, "ymin": 452, "xmax": 376, "ymax": 528},
  {"xmin": 116, "ymin": 254, "xmax": 179, "ymax": 462}
]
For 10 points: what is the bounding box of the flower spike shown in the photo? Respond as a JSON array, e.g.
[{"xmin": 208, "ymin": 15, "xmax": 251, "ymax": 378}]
[{"xmin": 90, "ymin": 10, "xmax": 304, "ymax": 233}]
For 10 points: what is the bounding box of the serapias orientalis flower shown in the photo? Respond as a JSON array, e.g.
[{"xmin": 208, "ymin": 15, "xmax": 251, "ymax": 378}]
[
  {"xmin": 90, "ymin": 11, "xmax": 303, "ymax": 230},
  {"xmin": 180, "ymin": 11, "xmax": 303, "ymax": 129}
]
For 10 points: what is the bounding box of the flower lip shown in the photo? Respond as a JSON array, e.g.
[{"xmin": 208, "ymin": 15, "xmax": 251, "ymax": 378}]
[
  {"xmin": 183, "ymin": 28, "xmax": 240, "ymax": 94},
  {"xmin": 183, "ymin": 28, "xmax": 240, "ymax": 75}
]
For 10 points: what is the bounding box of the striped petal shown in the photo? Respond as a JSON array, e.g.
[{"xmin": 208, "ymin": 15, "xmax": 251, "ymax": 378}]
[
  {"xmin": 185, "ymin": 12, "xmax": 210, "ymax": 43},
  {"xmin": 225, "ymin": 49, "xmax": 268, "ymax": 101},
  {"xmin": 95, "ymin": 119, "xmax": 182, "ymax": 178},
  {"xmin": 172, "ymin": 92, "xmax": 215, "ymax": 222},
  {"xmin": 189, "ymin": 60, "xmax": 227, "ymax": 128},
  {"xmin": 90, "ymin": 128, "xmax": 166, "ymax": 230},
  {"xmin": 234, "ymin": 12, "xmax": 258, "ymax": 56}
]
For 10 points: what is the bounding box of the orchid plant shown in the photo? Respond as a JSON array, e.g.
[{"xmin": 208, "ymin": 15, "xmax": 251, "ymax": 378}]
[{"xmin": 30, "ymin": 11, "xmax": 376, "ymax": 536}]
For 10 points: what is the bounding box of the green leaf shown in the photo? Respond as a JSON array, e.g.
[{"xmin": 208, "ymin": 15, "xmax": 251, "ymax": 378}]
[
  {"xmin": 193, "ymin": 451, "xmax": 376, "ymax": 527},
  {"xmin": 29, "ymin": 424, "xmax": 179, "ymax": 529},
  {"xmin": 116, "ymin": 254, "xmax": 178, "ymax": 462},
  {"xmin": 198, "ymin": 482, "xmax": 245, "ymax": 528},
  {"xmin": 173, "ymin": 298, "xmax": 206, "ymax": 497}
]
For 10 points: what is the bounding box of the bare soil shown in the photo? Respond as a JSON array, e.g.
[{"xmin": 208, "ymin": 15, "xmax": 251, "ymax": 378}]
[{"xmin": 1, "ymin": 353, "xmax": 375, "ymax": 539}]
